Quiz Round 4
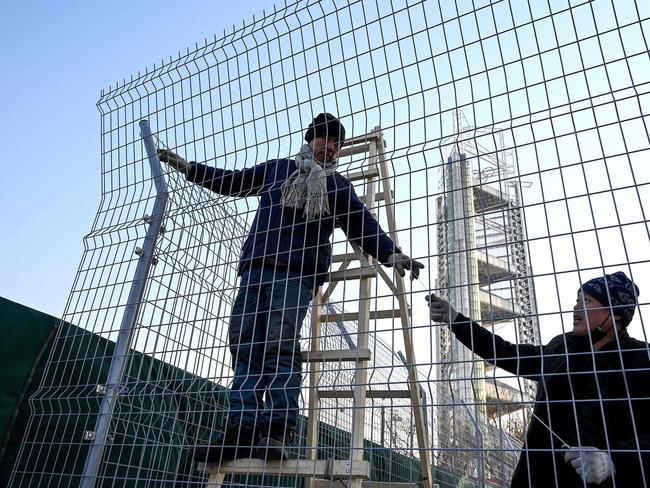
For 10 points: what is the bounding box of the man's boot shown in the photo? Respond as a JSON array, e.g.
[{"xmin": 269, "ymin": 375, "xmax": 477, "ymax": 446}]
[
  {"xmin": 192, "ymin": 421, "xmax": 259, "ymax": 463},
  {"xmin": 255, "ymin": 423, "xmax": 296, "ymax": 461}
]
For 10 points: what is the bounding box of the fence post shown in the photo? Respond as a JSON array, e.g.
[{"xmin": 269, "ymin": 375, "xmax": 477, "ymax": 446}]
[
  {"xmin": 79, "ymin": 120, "xmax": 168, "ymax": 487},
  {"xmin": 458, "ymin": 400, "xmax": 485, "ymax": 487}
]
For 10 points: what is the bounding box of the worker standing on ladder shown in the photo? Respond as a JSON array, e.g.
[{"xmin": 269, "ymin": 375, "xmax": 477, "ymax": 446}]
[
  {"xmin": 428, "ymin": 271, "xmax": 650, "ymax": 487},
  {"xmin": 159, "ymin": 113, "xmax": 423, "ymax": 463}
]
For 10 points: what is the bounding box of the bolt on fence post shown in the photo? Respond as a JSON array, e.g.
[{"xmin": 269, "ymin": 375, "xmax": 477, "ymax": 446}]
[{"xmin": 79, "ymin": 120, "xmax": 168, "ymax": 487}]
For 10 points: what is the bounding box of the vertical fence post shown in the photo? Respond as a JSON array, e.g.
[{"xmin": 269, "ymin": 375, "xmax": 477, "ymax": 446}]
[
  {"xmin": 458, "ymin": 400, "xmax": 485, "ymax": 487},
  {"xmin": 79, "ymin": 120, "xmax": 168, "ymax": 487}
]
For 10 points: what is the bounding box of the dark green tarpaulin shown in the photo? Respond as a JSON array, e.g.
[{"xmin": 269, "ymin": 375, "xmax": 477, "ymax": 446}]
[
  {"xmin": 1, "ymin": 297, "xmax": 464, "ymax": 487},
  {"xmin": 0, "ymin": 297, "xmax": 60, "ymax": 483}
]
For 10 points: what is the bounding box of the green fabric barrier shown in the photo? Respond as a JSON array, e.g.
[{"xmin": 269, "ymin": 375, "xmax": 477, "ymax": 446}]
[
  {"xmin": 1, "ymin": 298, "xmax": 464, "ymax": 487},
  {"xmin": 8, "ymin": 322, "xmax": 204, "ymax": 487},
  {"xmin": 0, "ymin": 297, "xmax": 61, "ymax": 484}
]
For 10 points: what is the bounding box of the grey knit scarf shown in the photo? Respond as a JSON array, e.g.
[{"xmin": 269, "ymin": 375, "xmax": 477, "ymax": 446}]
[{"xmin": 280, "ymin": 144, "xmax": 338, "ymax": 220}]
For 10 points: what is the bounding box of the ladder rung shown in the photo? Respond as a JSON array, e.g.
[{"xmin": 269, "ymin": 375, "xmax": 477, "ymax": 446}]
[
  {"xmin": 360, "ymin": 191, "xmax": 393, "ymax": 204},
  {"xmin": 318, "ymin": 389, "xmax": 412, "ymax": 399},
  {"xmin": 321, "ymin": 309, "xmax": 406, "ymax": 323},
  {"xmin": 334, "ymin": 212, "xmax": 378, "ymax": 228},
  {"xmin": 341, "ymin": 132, "xmax": 382, "ymax": 148},
  {"xmin": 328, "ymin": 266, "xmax": 376, "ymax": 282},
  {"xmin": 339, "ymin": 143, "xmax": 372, "ymax": 158},
  {"xmin": 331, "ymin": 252, "xmax": 361, "ymax": 264},
  {"xmin": 197, "ymin": 458, "xmax": 370, "ymax": 480},
  {"xmin": 346, "ymin": 165, "xmax": 379, "ymax": 181},
  {"xmin": 303, "ymin": 349, "xmax": 372, "ymax": 362}
]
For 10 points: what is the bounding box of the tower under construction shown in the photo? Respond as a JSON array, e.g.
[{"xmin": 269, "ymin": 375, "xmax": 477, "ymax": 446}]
[{"xmin": 436, "ymin": 112, "xmax": 541, "ymax": 482}]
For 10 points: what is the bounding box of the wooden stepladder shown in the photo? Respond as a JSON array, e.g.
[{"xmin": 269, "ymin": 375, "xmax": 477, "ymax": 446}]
[
  {"xmin": 198, "ymin": 128, "xmax": 433, "ymax": 488},
  {"xmin": 303, "ymin": 128, "xmax": 433, "ymax": 488}
]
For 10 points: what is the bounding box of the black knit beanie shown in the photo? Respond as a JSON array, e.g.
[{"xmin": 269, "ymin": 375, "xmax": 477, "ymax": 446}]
[
  {"xmin": 304, "ymin": 113, "xmax": 346, "ymax": 143},
  {"xmin": 580, "ymin": 271, "xmax": 640, "ymax": 327}
]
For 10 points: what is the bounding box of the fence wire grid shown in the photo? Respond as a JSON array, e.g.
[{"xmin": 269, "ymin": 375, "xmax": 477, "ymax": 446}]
[{"xmin": 9, "ymin": 0, "xmax": 650, "ymax": 487}]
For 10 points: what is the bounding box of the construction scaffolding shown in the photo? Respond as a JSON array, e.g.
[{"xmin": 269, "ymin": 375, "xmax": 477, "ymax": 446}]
[{"xmin": 7, "ymin": 1, "xmax": 650, "ymax": 487}]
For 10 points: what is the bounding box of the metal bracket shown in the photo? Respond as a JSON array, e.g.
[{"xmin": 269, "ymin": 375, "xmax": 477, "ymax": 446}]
[
  {"xmin": 324, "ymin": 459, "xmax": 352, "ymax": 480},
  {"xmin": 144, "ymin": 214, "xmax": 165, "ymax": 235},
  {"xmin": 95, "ymin": 384, "xmax": 129, "ymax": 397},
  {"xmin": 325, "ymin": 459, "xmax": 334, "ymax": 480},
  {"xmin": 83, "ymin": 430, "xmax": 96, "ymax": 441}
]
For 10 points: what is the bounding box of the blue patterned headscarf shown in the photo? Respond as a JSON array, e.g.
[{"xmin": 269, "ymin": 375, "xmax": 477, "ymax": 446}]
[{"xmin": 580, "ymin": 271, "xmax": 640, "ymax": 327}]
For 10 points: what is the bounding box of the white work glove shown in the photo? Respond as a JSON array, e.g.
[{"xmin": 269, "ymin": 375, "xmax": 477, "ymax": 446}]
[
  {"xmin": 426, "ymin": 293, "xmax": 459, "ymax": 324},
  {"xmin": 158, "ymin": 149, "xmax": 191, "ymax": 174},
  {"xmin": 384, "ymin": 252, "xmax": 424, "ymax": 280},
  {"xmin": 563, "ymin": 446, "xmax": 615, "ymax": 484}
]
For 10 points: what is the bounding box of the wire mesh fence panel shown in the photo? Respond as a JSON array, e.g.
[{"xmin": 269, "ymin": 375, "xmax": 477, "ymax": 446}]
[{"xmin": 9, "ymin": 0, "xmax": 650, "ymax": 487}]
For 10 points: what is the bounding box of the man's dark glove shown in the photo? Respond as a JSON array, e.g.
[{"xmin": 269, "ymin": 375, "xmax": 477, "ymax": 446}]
[
  {"xmin": 426, "ymin": 293, "xmax": 459, "ymax": 324},
  {"xmin": 158, "ymin": 149, "xmax": 191, "ymax": 174},
  {"xmin": 384, "ymin": 252, "xmax": 425, "ymax": 280}
]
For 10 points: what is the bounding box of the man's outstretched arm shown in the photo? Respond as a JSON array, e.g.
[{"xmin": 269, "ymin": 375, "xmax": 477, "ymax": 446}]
[
  {"xmin": 336, "ymin": 179, "xmax": 423, "ymax": 280},
  {"xmin": 158, "ymin": 149, "xmax": 267, "ymax": 197},
  {"xmin": 427, "ymin": 294, "xmax": 544, "ymax": 378}
]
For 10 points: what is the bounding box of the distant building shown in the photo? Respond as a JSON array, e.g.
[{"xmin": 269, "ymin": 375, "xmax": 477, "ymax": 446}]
[{"xmin": 435, "ymin": 113, "xmax": 540, "ymax": 483}]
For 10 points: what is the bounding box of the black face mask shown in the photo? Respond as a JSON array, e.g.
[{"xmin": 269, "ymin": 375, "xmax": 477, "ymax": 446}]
[
  {"xmin": 588, "ymin": 313, "xmax": 611, "ymax": 343},
  {"xmin": 589, "ymin": 328, "xmax": 608, "ymax": 343}
]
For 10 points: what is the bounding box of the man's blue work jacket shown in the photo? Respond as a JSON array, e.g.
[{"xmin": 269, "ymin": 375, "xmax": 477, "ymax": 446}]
[{"xmin": 186, "ymin": 159, "xmax": 400, "ymax": 287}]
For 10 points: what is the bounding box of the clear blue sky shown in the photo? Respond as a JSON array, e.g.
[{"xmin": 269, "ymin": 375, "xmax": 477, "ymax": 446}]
[
  {"xmin": 0, "ymin": 0, "xmax": 279, "ymax": 317},
  {"xmin": 2, "ymin": 0, "xmax": 648, "ymax": 330}
]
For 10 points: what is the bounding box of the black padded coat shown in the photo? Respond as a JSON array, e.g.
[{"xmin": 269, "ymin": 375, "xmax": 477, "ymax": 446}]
[{"xmin": 452, "ymin": 314, "xmax": 650, "ymax": 487}]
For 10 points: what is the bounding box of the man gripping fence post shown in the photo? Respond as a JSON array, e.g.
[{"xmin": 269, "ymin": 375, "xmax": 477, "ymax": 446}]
[{"xmin": 159, "ymin": 113, "xmax": 423, "ymax": 463}]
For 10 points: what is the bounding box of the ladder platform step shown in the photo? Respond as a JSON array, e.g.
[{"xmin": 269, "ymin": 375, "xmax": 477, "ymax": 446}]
[
  {"xmin": 321, "ymin": 309, "xmax": 406, "ymax": 323},
  {"xmin": 197, "ymin": 458, "xmax": 370, "ymax": 480},
  {"xmin": 328, "ymin": 266, "xmax": 376, "ymax": 282},
  {"xmin": 313, "ymin": 482, "xmax": 421, "ymax": 488},
  {"xmin": 318, "ymin": 389, "xmax": 412, "ymax": 399},
  {"xmin": 303, "ymin": 349, "xmax": 372, "ymax": 362}
]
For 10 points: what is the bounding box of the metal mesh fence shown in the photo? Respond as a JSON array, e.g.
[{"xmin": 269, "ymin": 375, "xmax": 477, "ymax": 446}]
[{"xmin": 9, "ymin": 0, "xmax": 650, "ymax": 487}]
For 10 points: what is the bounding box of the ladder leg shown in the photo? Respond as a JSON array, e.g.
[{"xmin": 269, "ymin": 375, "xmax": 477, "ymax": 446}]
[
  {"xmin": 375, "ymin": 131, "xmax": 433, "ymax": 488},
  {"xmin": 350, "ymin": 275, "xmax": 371, "ymax": 488},
  {"xmin": 349, "ymin": 140, "xmax": 378, "ymax": 488},
  {"xmin": 304, "ymin": 290, "xmax": 323, "ymax": 488},
  {"xmin": 206, "ymin": 468, "xmax": 226, "ymax": 488}
]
